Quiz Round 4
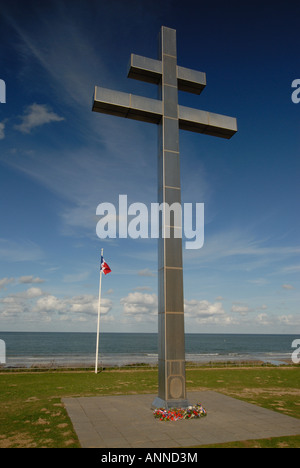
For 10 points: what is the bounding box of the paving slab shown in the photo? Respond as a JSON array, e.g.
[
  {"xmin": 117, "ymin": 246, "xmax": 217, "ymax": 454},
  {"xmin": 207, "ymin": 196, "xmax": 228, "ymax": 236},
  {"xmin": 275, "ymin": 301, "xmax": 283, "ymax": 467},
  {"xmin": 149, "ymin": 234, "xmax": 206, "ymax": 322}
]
[{"xmin": 63, "ymin": 391, "xmax": 300, "ymax": 448}]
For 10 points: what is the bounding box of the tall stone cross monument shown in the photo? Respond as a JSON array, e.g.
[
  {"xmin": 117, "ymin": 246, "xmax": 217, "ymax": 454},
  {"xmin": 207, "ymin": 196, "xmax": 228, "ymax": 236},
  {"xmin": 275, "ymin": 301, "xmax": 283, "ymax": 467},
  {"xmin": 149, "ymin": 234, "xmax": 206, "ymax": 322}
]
[{"xmin": 92, "ymin": 26, "xmax": 237, "ymax": 409}]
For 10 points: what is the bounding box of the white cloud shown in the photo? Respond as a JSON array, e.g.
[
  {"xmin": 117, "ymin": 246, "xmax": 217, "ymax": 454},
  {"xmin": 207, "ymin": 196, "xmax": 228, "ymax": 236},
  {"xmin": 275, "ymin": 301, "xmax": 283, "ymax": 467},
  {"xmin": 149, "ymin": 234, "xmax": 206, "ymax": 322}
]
[
  {"xmin": 255, "ymin": 313, "xmax": 273, "ymax": 326},
  {"xmin": 231, "ymin": 303, "xmax": 268, "ymax": 316},
  {"xmin": 120, "ymin": 292, "xmax": 157, "ymax": 321},
  {"xmin": 0, "ymin": 121, "xmax": 5, "ymax": 139},
  {"xmin": 0, "ymin": 287, "xmax": 43, "ymax": 319},
  {"xmin": 25, "ymin": 287, "xmax": 44, "ymax": 298},
  {"xmin": 278, "ymin": 314, "xmax": 300, "ymax": 326},
  {"xmin": 282, "ymin": 284, "xmax": 294, "ymax": 290},
  {"xmin": 69, "ymin": 295, "xmax": 110, "ymax": 316},
  {"xmin": 119, "ymin": 292, "xmax": 235, "ymax": 327},
  {"xmin": 231, "ymin": 304, "xmax": 251, "ymax": 315},
  {"xmin": 185, "ymin": 299, "xmax": 224, "ymax": 318},
  {"xmin": 138, "ymin": 268, "xmax": 156, "ymax": 277},
  {"xmin": 184, "ymin": 299, "xmax": 234, "ymax": 325},
  {"xmin": 0, "ymin": 277, "xmax": 15, "ymax": 290},
  {"xmin": 19, "ymin": 275, "xmax": 45, "ymax": 284},
  {"xmin": 0, "ymin": 296, "xmax": 24, "ymax": 317},
  {"xmin": 33, "ymin": 293, "xmax": 112, "ymax": 317},
  {"xmin": 33, "ymin": 295, "xmax": 66, "ymax": 313},
  {"xmin": 0, "ymin": 289, "xmax": 113, "ymax": 326},
  {"xmin": 14, "ymin": 103, "xmax": 64, "ymax": 134}
]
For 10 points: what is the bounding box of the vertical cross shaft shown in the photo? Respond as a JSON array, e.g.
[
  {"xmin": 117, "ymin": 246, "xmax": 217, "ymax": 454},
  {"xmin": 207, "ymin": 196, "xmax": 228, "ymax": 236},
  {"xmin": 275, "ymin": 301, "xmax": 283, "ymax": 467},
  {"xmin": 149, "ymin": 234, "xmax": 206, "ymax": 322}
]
[{"xmin": 154, "ymin": 27, "xmax": 188, "ymax": 409}]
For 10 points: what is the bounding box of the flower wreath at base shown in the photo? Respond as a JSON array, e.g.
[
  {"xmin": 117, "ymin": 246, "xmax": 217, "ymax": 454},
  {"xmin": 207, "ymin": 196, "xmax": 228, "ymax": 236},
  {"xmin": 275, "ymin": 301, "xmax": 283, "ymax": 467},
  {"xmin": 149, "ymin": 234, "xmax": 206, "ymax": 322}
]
[{"xmin": 153, "ymin": 403, "xmax": 207, "ymax": 421}]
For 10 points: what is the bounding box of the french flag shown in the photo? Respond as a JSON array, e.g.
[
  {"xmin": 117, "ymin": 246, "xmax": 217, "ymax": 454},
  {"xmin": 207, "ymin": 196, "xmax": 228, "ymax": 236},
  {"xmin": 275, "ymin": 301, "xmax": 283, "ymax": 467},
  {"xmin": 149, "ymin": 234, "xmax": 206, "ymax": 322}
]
[{"xmin": 101, "ymin": 256, "xmax": 111, "ymax": 275}]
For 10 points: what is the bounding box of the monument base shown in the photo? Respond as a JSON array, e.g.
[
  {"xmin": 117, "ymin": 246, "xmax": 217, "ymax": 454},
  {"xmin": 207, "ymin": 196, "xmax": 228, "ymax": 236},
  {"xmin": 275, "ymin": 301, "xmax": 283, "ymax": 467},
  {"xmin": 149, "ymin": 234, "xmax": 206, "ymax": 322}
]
[{"xmin": 151, "ymin": 396, "xmax": 191, "ymax": 410}]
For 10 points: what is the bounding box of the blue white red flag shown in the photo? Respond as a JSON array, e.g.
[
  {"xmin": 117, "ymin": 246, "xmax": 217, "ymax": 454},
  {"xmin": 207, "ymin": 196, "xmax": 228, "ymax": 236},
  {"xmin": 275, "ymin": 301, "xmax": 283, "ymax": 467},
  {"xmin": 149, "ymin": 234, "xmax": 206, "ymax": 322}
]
[{"xmin": 101, "ymin": 256, "xmax": 111, "ymax": 275}]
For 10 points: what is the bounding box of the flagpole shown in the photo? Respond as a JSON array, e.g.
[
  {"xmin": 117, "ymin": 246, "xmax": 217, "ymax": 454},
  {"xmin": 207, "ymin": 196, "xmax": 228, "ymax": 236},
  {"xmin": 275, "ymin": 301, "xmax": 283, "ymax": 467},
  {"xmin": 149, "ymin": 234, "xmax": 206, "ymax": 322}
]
[{"xmin": 95, "ymin": 248, "xmax": 103, "ymax": 374}]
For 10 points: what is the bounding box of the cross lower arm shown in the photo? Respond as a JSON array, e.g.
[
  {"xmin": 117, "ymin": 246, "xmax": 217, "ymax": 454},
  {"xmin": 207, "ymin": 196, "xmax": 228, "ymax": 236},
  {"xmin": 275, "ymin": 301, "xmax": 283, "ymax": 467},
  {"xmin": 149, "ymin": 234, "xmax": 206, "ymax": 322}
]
[{"xmin": 92, "ymin": 86, "xmax": 237, "ymax": 138}]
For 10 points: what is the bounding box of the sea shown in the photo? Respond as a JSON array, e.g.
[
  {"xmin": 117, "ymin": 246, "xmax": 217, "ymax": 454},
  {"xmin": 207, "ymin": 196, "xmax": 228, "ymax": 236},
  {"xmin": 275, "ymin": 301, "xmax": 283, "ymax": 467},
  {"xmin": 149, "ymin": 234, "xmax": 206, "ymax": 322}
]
[{"xmin": 0, "ymin": 332, "xmax": 298, "ymax": 368}]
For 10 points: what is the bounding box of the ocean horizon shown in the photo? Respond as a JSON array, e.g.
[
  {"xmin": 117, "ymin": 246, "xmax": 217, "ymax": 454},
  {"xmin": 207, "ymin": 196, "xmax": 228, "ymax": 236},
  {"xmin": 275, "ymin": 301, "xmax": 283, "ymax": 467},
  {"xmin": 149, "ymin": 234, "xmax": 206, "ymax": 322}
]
[{"xmin": 0, "ymin": 331, "xmax": 297, "ymax": 368}]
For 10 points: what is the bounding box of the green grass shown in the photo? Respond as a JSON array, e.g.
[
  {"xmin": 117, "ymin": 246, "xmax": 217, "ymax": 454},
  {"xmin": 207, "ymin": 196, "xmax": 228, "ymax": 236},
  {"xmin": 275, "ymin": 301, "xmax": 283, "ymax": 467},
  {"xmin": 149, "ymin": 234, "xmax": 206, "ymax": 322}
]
[
  {"xmin": 0, "ymin": 368, "xmax": 158, "ymax": 448},
  {"xmin": 0, "ymin": 365, "xmax": 299, "ymax": 448}
]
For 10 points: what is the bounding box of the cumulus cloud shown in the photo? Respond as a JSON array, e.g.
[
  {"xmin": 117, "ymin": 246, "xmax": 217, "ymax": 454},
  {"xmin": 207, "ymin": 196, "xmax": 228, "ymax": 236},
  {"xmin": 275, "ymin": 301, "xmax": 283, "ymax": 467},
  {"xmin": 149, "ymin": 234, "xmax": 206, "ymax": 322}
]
[
  {"xmin": 0, "ymin": 288, "xmax": 37, "ymax": 318},
  {"xmin": 120, "ymin": 293, "xmax": 234, "ymax": 326},
  {"xmin": 33, "ymin": 295, "xmax": 65, "ymax": 313},
  {"xmin": 0, "ymin": 277, "xmax": 15, "ymax": 290},
  {"xmin": 231, "ymin": 303, "xmax": 268, "ymax": 316},
  {"xmin": 0, "ymin": 276, "xmax": 46, "ymax": 292},
  {"xmin": 120, "ymin": 292, "xmax": 157, "ymax": 321},
  {"xmin": 0, "ymin": 289, "xmax": 113, "ymax": 326},
  {"xmin": 0, "ymin": 121, "xmax": 5, "ymax": 140},
  {"xmin": 184, "ymin": 299, "xmax": 233, "ymax": 325},
  {"xmin": 255, "ymin": 313, "xmax": 272, "ymax": 326},
  {"xmin": 33, "ymin": 294, "xmax": 112, "ymax": 317},
  {"xmin": 278, "ymin": 314, "xmax": 300, "ymax": 326},
  {"xmin": 138, "ymin": 269, "xmax": 156, "ymax": 277},
  {"xmin": 282, "ymin": 284, "xmax": 294, "ymax": 290},
  {"xmin": 19, "ymin": 275, "xmax": 45, "ymax": 284},
  {"xmin": 231, "ymin": 304, "xmax": 251, "ymax": 315},
  {"xmin": 14, "ymin": 103, "xmax": 64, "ymax": 134},
  {"xmin": 26, "ymin": 287, "xmax": 44, "ymax": 298}
]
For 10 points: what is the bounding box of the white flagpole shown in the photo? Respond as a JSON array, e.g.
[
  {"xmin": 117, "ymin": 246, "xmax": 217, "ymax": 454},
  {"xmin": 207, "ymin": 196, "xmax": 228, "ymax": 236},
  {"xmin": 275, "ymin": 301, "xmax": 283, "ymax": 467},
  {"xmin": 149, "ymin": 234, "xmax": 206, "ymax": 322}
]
[{"xmin": 95, "ymin": 248, "xmax": 103, "ymax": 374}]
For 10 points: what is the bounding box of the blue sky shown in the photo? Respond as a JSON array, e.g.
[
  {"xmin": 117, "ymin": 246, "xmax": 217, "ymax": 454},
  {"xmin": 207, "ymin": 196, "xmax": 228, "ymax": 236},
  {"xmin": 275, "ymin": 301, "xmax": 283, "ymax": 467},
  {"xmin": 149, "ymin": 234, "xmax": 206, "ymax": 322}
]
[{"xmin": 0, "ymin": 0, "xmax": 299, "ymax": 334}]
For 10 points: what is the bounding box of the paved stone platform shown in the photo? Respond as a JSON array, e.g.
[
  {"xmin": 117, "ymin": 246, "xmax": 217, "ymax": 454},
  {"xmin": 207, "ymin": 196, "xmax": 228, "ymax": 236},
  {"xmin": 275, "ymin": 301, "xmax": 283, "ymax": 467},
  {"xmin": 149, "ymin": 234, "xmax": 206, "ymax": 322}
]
[{"xmin": 63, "ymin": 391, "xmax": 300, "ymax": 448}]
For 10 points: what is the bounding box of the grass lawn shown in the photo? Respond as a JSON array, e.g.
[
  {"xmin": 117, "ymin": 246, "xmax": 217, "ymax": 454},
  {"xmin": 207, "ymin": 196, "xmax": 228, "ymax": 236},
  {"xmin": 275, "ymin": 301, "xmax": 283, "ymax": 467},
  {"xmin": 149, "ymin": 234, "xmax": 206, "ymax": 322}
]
[{"xmin": 0, "ymin": 364, "xmax": 299, "ymax": 448}]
